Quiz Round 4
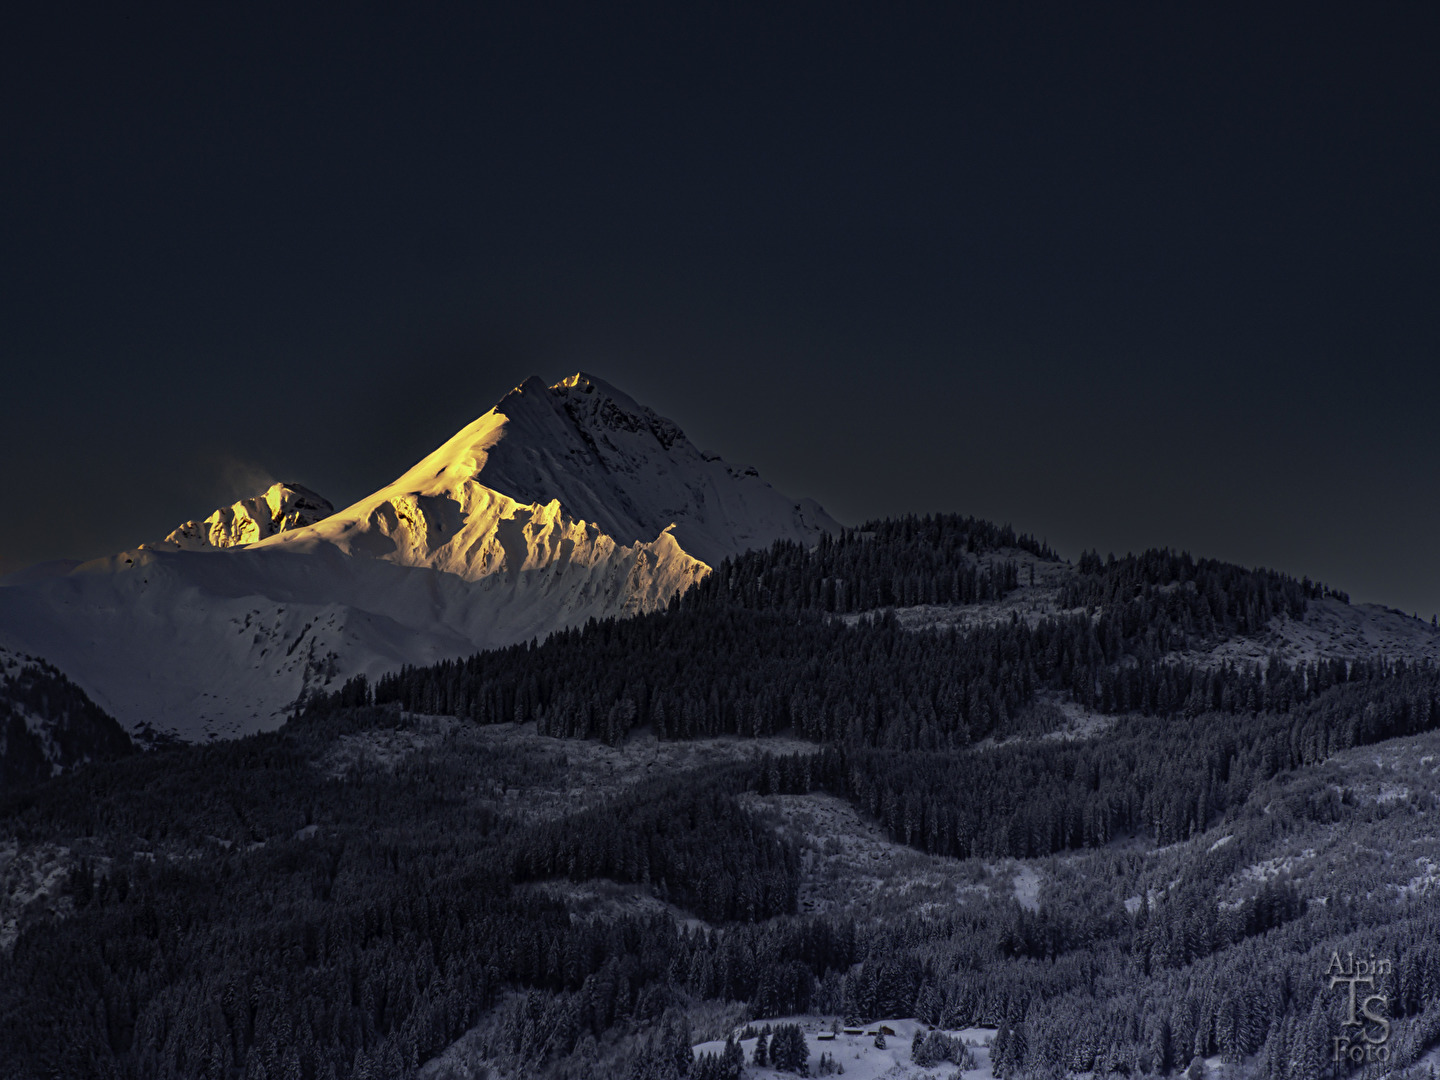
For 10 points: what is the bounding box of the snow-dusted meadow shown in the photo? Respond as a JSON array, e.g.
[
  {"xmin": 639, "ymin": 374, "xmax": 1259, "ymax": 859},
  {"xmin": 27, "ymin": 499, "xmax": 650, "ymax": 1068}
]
[{"xmin": 692, "ymin": 1019, "xmax": 997, "ymax": 1080}]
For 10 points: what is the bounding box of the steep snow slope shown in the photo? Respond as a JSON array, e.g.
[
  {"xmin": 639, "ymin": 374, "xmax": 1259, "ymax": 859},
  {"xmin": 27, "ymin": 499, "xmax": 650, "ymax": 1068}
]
[
  {"xmin": 0, "ymin": 374, "xmax": 836, "ymax": 740},
  {"xmin": 0, "ymin": 534, "xmax": 707, "ymax": 739},
  {"xmin": 459, "ymin": 373, "xmax": 835, "ymax": 567},
  {"xmin": 151, "ymin": 482, "xmax": 334, "ymax": 551}
]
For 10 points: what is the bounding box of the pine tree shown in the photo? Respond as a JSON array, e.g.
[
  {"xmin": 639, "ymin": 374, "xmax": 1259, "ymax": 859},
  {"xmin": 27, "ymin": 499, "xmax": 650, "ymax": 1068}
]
[
  {"xmin": 992, "ymin": 1024, "xmax": 1011, "ymax": 1074},
  {"xmin": 721, "ymin": 1035, "xmax": 744, "ymax": 1080}
]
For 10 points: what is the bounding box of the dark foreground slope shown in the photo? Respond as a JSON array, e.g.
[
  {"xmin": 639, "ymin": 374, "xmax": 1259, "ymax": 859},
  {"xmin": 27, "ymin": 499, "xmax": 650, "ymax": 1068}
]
[{"xmin": 0, "ymin": 709, "xmax": 806, "ymax": 1079}]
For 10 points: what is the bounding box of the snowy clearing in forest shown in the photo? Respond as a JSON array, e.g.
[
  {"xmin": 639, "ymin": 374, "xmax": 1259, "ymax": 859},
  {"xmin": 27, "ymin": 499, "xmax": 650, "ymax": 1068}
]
[{"xmin": 693, "ymin": 1018, "xmax": 997, "ymax": 1080}]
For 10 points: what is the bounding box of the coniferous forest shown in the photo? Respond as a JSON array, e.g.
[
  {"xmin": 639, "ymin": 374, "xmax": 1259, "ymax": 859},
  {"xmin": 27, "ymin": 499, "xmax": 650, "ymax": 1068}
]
[{"xmin": 4, "ymin": 515, "xmax": 1440, "ymax": 1079}]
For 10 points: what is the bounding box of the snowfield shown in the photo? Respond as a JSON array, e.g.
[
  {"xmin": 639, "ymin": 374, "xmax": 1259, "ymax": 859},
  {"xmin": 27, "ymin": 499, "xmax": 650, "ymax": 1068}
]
[{"xmin": 692, "ymin": 1019, "xmax": 997, "ymax": 1080}]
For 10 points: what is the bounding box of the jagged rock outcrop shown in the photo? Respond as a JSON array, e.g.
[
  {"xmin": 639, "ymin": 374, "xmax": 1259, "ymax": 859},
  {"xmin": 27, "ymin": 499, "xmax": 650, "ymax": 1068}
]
[{"xmin": 152, "ymin": 483, "xmax": 334, "ymax": 551}]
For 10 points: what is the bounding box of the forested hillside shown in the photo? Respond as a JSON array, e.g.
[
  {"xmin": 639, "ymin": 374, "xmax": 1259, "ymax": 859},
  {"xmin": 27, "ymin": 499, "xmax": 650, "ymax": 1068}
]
[
  {"xmin": 4, "ymin": 514, "xmax": 1440, "ymax": 1079},
  {"xmin": 353, "ymin": 515, "xmax": 1379, "ymax": 755},
  {"xmin": 0, "ymin": 649, "xmax": 134, "ymax": 789}
]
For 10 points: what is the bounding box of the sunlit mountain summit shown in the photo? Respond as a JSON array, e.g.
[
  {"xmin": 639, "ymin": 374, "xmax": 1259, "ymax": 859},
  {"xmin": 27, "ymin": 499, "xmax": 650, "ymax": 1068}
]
[{"xmin": 148, "ymin": 482, "xmax": 334, "ymax": 551}]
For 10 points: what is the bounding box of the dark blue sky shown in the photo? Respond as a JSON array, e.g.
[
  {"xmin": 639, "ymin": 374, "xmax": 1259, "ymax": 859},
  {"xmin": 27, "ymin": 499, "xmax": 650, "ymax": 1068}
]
[{"xmin": 3, "ymin": 6, "xmax": 1438, "ymax": 614}]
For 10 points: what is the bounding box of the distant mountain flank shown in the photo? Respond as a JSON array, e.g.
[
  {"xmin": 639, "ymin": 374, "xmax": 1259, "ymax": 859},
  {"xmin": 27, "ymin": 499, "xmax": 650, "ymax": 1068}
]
[{"xmin": 0, "ymin": 374, "xmax": 838, "ymax": 741}]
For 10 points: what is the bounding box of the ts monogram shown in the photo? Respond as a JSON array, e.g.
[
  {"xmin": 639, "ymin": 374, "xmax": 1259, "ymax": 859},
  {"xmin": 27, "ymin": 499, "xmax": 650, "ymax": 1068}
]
[{"xmin": 1328, "ymin": 952, "xmax": 1392, "ymax": 1066}]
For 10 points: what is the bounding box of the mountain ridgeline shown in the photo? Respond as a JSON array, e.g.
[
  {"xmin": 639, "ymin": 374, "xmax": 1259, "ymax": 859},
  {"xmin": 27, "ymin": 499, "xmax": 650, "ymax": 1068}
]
[
  {"xmin": 686, "ymin": 517, "xmax": 1339, "ymax": 621},
  {"xmin": 688, "ymin": 516, "xmax": 1054, "ymax": 612},
  {"xmin": 344, "ymin": 514, "xmax": 1356, "ymax": 748}
]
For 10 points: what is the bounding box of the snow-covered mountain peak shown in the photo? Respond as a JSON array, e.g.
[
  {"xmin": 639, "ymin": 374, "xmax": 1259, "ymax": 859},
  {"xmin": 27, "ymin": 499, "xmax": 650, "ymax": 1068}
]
[
  {"xmin": 262, "ymin": 372, "xmax": 838, "ymax": 573},
  {"xmin": 151, "ymin": 482, "xmax": 334, "ymax": 551},
  {"xmin": 0, "ymin": 373, "xmax": 837, "ymax": 738},
  {"xmin": 473, "ymin": 373, "xmax": 839, "ymax": 567},
  {"xmin": 547, "ymin": 371, "xmax": 684, "ymax": 446}
]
